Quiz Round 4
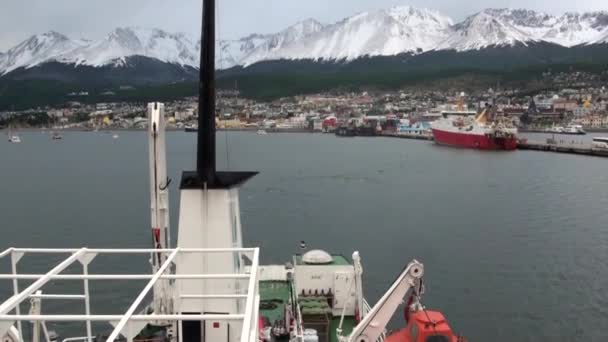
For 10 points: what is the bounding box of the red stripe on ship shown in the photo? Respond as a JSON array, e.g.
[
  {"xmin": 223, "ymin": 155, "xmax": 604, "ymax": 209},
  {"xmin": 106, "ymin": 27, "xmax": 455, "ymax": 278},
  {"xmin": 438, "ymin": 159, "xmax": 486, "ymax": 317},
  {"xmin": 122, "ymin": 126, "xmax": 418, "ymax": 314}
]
[{"xmin": 432, "ymin": 128, "xmax": 517, "ymax": 150}]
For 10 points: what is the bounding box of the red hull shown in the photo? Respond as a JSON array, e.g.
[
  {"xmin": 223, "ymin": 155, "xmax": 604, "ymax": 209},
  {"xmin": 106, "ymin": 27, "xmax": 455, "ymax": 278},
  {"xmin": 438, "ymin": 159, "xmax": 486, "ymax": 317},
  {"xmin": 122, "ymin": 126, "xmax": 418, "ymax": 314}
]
[{"xmin": 432, "ymin": 128, "xmax": 517, "ymax": 150}]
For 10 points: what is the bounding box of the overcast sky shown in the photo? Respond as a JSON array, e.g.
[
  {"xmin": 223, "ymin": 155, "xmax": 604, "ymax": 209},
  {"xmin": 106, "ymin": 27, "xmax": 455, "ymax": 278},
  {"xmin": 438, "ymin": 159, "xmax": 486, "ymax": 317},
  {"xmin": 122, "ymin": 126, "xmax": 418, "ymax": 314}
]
[{"xmin": 1, "ymin": 0, "xmax": 608, "ymax": 51}]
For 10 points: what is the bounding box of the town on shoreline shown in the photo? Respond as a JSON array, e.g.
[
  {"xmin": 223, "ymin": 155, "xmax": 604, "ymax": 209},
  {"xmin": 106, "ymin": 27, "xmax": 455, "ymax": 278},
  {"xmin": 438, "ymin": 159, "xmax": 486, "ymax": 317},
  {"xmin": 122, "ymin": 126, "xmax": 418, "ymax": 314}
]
[{"xmin": 2, "ymin": 71, "xmax": 608, "ymax": 134}]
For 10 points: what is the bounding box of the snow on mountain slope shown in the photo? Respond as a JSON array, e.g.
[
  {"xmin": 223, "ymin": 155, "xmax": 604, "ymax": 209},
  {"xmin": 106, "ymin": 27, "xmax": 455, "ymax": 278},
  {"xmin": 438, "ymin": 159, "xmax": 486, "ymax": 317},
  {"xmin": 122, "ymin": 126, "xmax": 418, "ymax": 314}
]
[
  {"xmin": 241, "ymin": 6, "xmax": 452, "ymax": 64},
  {"xmin": 437, "ymin": 10, "xmax": 537, "ymax": 51},
  {"xmin": 217, "ymin": 34, "xmax": 270, "ymax": 69},
  {"xmin": 2, "ymin": 7, "xmax": 608, "ymax": 74},
  {"xmin": 543, "ymin": 12, "xmax": 608, "ymax": 46},
  {"xmin": 217, "ymin": 19, "xmax": 324, "ymax": 68},
  {"xmin": 236, "ymin": 19, "xmax": 326, "ymax": 65},
  {"xmin": 464, "ymin": 9, "xmax": 608, "ymax": 47},
  {"xmin": 589, "ymin": 28, "xmax": 608, "ymax": 44},
  {"xmin": 0, "ymin": 31, "xmax": 85, "ymax": 75},
  {"xmin": 64, "ymin": 27, "xmax": 199, "ymax": 68}
]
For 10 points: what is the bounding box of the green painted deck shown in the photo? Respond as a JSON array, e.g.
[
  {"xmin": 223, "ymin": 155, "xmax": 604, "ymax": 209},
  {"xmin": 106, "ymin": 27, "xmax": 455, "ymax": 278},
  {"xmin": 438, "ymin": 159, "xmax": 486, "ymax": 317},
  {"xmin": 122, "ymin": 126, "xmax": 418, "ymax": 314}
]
[
  {"xmin": 330, "ymin": 316, "xmax": 356, "ymax": 342},
  {"xmin": 294, "ymin": 254, "xmax": 351, "ymax": 266},
  {"xmin": 299, "ymin": 296, "xmax": 332, "ymax": 315},
  {"xmin": 259, "ymin": 280, "xmax": 291, "ymax": 324}
]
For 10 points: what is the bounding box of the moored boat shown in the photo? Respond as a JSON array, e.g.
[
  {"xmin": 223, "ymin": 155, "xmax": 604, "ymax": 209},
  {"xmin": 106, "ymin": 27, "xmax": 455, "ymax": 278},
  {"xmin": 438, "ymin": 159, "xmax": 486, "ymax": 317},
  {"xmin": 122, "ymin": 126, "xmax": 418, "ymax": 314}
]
[
  {"xmin": 562, "ymin": 124, "xmax": 586, "ymax": 135},
  {"xmin": 7, "ymin": 124, "xmax": 22, "ymax": 143},
  {"xmin": 431, "ymin": 109, "xmax": 518, "ymax": 150},
  {"xmin": 592, "ymin": 137, "xmax": 608, "ymax": 149}
]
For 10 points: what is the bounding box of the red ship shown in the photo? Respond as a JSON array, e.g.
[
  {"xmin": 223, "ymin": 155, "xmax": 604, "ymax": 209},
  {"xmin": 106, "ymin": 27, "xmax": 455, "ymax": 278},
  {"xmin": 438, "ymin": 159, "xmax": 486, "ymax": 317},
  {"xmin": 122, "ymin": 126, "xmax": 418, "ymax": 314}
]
[{"xmin": 431, "ymin": 109, "xmax": 518, "ymax": 150}]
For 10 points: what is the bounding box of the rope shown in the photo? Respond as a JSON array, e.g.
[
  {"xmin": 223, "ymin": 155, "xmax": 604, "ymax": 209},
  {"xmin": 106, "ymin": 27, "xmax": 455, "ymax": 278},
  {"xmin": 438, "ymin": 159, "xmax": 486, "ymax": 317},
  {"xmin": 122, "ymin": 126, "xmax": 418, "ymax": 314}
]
[{"xmin": 416, "ymin": 292, "xmax": 439, "ymax": 336}]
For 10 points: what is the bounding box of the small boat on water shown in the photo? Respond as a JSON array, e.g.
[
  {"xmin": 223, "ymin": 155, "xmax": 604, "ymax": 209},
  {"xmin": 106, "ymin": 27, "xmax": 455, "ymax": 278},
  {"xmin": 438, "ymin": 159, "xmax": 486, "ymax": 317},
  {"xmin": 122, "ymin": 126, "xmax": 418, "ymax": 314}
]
[
  {"xmin": 51, "ymin": 131, "xmax": 63, "ymax": 140},
  {"xmin": 184, "ymin": 124, "xmax": 198, "ymax": 132},
  {"xmin": 112, "ymin": 134, "xmax": 119, "ymax": 139},
  {"xmin": 256, "ymin": 129, "xmax": 268, "ymax": 135},
  {"xmin": 592, "ymin": 137, "xmax": 608, "ymax": 149},
  {"xmin": 8, "ymin": 135, "xmax": 21, "ymax": 143},
  {"xmin": 544, "ymin": 124, "xmax": 585, "ymax": 135},
  {"xmin": 7, "ymin": 124, "xmax": 22, "ymax": 143},
  {"xmin": 545, "ymin": 125, "xmax": 564, "ymax": 133},
  {"xmin": 562, "ymin": 124, "xmax": 586, "ymax": 135}
]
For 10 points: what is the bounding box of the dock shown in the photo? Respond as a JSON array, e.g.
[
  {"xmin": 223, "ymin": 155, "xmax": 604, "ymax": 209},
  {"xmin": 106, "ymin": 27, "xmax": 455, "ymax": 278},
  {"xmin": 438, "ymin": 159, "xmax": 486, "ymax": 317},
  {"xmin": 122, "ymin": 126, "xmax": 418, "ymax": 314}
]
[
  {"xmin": 380, "ymin": 132, "xmax": 434, "ymax": 141},
  {"xmin": 518, "ymin": 140, "xmax": 608, "ymax": 157}
]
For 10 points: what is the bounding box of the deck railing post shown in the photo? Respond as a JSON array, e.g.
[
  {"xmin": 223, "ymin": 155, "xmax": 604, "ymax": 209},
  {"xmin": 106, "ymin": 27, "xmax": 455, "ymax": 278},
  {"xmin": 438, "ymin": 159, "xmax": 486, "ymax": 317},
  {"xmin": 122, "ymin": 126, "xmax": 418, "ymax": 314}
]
[
  {"xmin": 10, "ymin": 250, "xmax": 23, "ymax": 341},
  {"xmin": 82, "ymin": 261, "xmax": 93, "ymax": 342}
]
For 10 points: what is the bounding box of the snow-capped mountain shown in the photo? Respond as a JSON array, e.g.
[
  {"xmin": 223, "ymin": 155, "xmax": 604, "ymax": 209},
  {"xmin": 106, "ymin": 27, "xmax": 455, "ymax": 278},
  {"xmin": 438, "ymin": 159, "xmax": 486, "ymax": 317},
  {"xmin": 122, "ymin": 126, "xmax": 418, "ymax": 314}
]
[
  {"xmin": 0, "ymin": 28, "xmax": 199, "ymax": 75},
  {"xmin": 437, "ymin": 10, "xmax": 536, "ymax": 51},
  {"xmin": 545, "ymin": 12, "xmax": 608, "ymax": 46},
  {"xmin": 240, "ymin": 7, "xmax": 452, "ymax": 64},
  {"xmin": 0, "ymin": 31, "xmax": 85, "ymax": 74},
  {"xmin": 2, "ymin": 6, "xmax": 608, "ymax": 76},
  {"xmin": 65, "ymin": 27, "xmax": 199, "ymax": 68},
  {"xmin": 218, "ymin": 19, "xmax": 325, "ymax": 68},
  {"xmin": 439, "ymin": 9, "xmax": 608, "ymax": 50},
  {"xmin": 590, "ymin": 29, "xmax": 608, "ymax": 44}
]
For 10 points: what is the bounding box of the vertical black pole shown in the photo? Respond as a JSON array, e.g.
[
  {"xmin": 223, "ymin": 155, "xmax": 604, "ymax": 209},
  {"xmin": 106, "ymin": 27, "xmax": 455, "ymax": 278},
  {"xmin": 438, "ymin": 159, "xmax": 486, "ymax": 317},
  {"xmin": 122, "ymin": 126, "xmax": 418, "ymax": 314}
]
[{"xmin": 197, "ymin": 0, "xmax": 216, "ymax": 185}]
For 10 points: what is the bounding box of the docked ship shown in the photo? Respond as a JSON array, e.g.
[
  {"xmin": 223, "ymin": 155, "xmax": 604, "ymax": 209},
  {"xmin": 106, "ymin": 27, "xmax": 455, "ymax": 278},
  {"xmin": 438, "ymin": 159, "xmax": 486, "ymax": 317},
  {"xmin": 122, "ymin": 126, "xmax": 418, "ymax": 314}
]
[
  {"xmin": 431, "ymin": 109, "xmax": 518, "ymax": 150},
  {"xmin": 0, "ymin": 2, "xmax": 466, "ymax": 342},
  {"xmin": 545, "ymin": 124, "xmax": 586, "ymax": 135}
]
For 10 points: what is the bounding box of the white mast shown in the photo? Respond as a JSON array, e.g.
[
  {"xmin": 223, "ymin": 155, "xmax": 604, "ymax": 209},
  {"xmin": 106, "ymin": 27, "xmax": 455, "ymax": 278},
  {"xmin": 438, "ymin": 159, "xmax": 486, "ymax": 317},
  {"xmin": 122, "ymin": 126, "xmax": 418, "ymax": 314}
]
[
  {"xmin": 148, "ymin": 102, "xmax": 173, "ymax": 319},
  {"xmin": 172, "ymin": 1, "xmax": 257, "ymax": 340}
]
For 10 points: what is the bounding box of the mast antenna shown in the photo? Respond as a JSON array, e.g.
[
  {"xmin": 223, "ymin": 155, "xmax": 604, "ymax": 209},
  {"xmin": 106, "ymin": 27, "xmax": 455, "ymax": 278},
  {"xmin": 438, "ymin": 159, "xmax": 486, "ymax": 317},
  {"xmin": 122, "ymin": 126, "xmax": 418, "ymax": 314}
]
[{"xmin": 180, "ymin": 0, "xmax": 256, "ymax": 189}]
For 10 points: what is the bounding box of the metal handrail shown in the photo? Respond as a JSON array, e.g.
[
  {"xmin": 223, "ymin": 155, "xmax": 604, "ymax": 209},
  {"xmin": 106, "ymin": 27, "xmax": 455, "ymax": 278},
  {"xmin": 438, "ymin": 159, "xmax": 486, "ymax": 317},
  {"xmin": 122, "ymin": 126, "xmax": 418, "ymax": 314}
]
[{"xmin": 0, "ymin": 247, "xmax": 261, "ymax": 342}]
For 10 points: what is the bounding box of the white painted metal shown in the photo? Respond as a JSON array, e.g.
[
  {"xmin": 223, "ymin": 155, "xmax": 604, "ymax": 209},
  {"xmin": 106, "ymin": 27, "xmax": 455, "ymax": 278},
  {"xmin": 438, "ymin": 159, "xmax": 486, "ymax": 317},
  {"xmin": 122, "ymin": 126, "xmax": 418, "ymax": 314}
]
[
  {"xmin": 10, "ymin": 251, "xmax": 23, "ymax": 342},
  {"xmin": 0, "ymin": 274, "xmax": 251, "ymax": 280},
  {"xmin": 180, "ymin": 295, "xmax": 248, "ymax": 299},
  {"xmin": 106, "ymin": 248, "xmax": 179, "ymax": 342},
  {"xmin": 0, "ymin": 248, "xmax": 261, "ymax": 342},
  {"xmin": 344, "ymin": 260, "xmax": 424, "ymax": 342},
  {"xmin": 175, "ymin": 187, "xmax": 247, "ymax": 342},
  {"xmin": 0, "ymin": 314, "xmax": 246, "ymax": 321},
  {"xmin": 333, "ymin": 272, "xmax": 356, "ymax": 316},
  {"xmin": 352, "ymin": 252, "xmax": 364, "ymax": 320},
  {"xmin": 28, "ymin": 295, "xmax": 85, "ymax": 300},
  {"xmin": 147, "ymin": 102, "xmax": 173, "ymax": 321},
  {"xmin": 293, "ymin": 259, "xmax": 356, "ymax": 316},
  {"xmin": 3, "ymin": 248, "xmax": 256, "ymax": 254},
  {"xmin": 29, "ymin": 291, "xmax": 41, "ymax": 342},
  {"xmin": 0, "ymin": 249, "xmax": 87, "ymax": 316},
  {"xmin": 239, "ymin": 249, "xmax": 259, "ymax": 342}
]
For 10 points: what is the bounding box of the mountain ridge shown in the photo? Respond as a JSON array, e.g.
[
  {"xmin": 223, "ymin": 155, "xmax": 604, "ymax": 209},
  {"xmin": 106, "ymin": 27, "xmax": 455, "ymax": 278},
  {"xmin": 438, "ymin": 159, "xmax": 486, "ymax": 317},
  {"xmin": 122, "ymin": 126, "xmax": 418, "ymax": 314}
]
[{"xmin": 2, "ymin": 6, "xmax": 608, "ymax": 76}]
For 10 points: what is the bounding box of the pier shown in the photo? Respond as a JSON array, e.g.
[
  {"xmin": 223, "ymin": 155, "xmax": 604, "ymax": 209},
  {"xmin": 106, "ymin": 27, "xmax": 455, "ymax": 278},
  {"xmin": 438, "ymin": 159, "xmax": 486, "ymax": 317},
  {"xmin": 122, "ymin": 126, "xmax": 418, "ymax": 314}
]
[
  {"xmin": 378, "ymin": 132, "xmax": 608, "ymax": 158},
  {"xmin": 380, "ymin": 132, "xmax": 434, "ymax": 140},
  {"xmin": 517, "ymin": 140, "xmax": 608, "ymax": 157}
]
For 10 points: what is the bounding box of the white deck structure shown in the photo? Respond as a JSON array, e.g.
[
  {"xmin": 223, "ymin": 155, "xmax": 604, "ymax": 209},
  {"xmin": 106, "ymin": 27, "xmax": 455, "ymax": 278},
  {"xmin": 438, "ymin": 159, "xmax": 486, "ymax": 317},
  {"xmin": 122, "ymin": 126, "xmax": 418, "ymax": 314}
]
[{"xmin": 0, "ymin": 247, "xmax": 260, "ymax": 342}]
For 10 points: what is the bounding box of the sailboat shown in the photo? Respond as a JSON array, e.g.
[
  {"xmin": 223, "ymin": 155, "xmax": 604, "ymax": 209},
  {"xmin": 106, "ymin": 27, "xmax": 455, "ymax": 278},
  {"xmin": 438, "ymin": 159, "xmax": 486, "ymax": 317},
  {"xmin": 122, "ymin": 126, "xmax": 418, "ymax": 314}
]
[
  {"xmin": 7, "ymin": 123, "xmax": 21, "ymax": 143},
  {"xmin": 0, "ymin": 2, "xmax": 465, "ymax": 342},
  {"xmin": 49, "ymin": 115, "xmax": 63, "ymax": 140}
]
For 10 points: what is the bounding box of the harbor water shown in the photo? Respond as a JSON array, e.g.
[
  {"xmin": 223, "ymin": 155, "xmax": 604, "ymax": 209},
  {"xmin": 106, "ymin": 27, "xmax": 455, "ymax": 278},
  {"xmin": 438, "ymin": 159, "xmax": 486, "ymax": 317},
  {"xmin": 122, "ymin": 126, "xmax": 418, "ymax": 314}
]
[{"xmin": 1, "ymin": 131, "xmax": 607, "ymax": 341}]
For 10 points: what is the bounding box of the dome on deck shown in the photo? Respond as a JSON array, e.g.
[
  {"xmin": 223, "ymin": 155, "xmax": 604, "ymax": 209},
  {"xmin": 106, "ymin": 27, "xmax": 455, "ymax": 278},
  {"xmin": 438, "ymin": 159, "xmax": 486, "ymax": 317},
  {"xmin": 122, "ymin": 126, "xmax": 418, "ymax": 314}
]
[{"xmin": 302, "ymin": 249, "xmax": 333, "ymax": 264}]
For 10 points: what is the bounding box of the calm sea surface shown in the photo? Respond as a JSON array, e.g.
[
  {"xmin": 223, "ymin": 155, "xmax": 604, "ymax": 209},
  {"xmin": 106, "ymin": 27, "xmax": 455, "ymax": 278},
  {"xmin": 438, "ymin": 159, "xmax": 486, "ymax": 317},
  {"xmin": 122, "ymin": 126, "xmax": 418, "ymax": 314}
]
[{"xmin": 1, "ymin": 131, "xmax": 607, "ymax": 341}]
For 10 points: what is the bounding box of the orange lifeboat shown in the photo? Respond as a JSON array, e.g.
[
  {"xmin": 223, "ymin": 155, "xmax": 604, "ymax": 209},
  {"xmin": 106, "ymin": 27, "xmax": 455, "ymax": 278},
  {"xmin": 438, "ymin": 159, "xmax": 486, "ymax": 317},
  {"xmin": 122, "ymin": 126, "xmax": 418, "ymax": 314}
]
[{"xmin": 385, "ymin": 310, "xmax": 466, "ymax": 342}]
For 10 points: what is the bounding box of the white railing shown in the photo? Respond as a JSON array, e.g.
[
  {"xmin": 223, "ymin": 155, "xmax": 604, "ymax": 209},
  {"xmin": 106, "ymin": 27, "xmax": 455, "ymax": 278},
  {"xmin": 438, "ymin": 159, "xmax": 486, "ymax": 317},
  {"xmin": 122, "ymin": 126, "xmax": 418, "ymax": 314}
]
[{"xmin": 0, "ymin": 247, "xmax": 261, "ymax": 342}]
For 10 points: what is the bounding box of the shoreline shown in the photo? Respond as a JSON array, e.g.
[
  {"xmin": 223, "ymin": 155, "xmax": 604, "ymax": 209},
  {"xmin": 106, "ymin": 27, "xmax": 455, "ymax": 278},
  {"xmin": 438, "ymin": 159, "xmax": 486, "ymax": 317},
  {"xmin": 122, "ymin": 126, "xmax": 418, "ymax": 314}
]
[
  {"xmin": 1, "ymin": 127, "xmax": 315, "ymax": 133},
  {"xmin": 520, "ymin": 128, "xmax": 608, "ymax": 133}
]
